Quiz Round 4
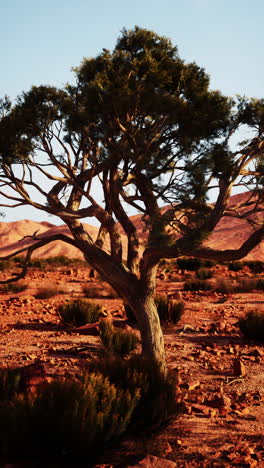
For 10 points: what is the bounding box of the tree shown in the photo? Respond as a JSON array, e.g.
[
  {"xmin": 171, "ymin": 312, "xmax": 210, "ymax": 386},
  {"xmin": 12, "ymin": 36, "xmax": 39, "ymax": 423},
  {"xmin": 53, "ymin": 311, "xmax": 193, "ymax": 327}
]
[{"xmin": 0, "ymin": 27, "xmax": 263, "ymax": 374}]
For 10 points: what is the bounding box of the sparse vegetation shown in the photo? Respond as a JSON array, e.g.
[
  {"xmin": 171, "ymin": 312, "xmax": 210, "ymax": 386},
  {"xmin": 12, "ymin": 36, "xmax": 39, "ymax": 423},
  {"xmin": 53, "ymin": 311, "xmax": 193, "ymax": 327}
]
[
  {"xmin": 0, "ymin": 281, "xmax": 28, "ymax": 293},
  {"xmin": 86, "ymin": 355, "xmax": 181, "ymax": 429},
  {"xmin": 184, "ymin": 279, "xmax": 212, "ymax": 291},
  {"xmin": 155, "ymin": 294, "xmax": 185, "ymax": 324},
  {"xmin": 228, "ymin": 261, "xmax": 243, "ymax": 271},
  {"xmin": 58, "ymin": 300, "xmax": 101, "ymax": 327},
  {"xmin": 196, "ymin": 268, "xmax": 213, "ymax": 280},
  {"xmin": 34, "ymin": 286, "xmax": 65, "ymax": 299},
  {"xmin": 238, "ymin": 311, "xmax": 264, "ymax": 342},
  {"xmin": 177, "ymin": 257, "xmax": 215, "ymax": 272},
  {"xmin": 0, "ymin": 371, "xmax": 140, "ymax": 462},
  {"xmin": 99, "ymin": 319, "xmax": 139, "ymax": 355}
]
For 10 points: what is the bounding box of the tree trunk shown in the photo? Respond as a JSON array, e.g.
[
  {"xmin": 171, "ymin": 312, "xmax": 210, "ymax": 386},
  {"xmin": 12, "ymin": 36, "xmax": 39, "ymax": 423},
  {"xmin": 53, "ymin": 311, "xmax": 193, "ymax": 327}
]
[{"xmin": 133, "ymin": 294, "xmax": 166, "ymax": 376}]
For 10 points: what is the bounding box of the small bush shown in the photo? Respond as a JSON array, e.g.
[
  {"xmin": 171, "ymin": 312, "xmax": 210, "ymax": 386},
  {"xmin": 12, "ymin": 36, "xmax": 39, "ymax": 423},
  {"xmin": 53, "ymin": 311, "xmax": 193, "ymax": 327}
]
[
  {"xmin": 196, "ymin": 268, "xmax": 213, "ymax": 280},
  {"xmin": 214, "ymin": 278, "xmax": 234, "ymax": 294},
  {"xmin": 155, "ymin": 294, "xmax": 185, "ymax": 324},
  {"xmin": 228, "ymin": 261, "xmax": 243, "ymax": 272},
  {"xmin": 0, "ymin": 372, "xmax": 140, "ymax": 462},
  {"xmin": 184, "ymin": 279, "xmax": 212, "ymax": 291},
  {"xmin": 34, "ymin": 287, "xmax": 64, "ymax": 299},
  {"xmin": 177, "ymin": 257, "xmax": 215, "ymax": 272},
  {"xmin": 0, "ymin": 260, "xmax": 13, "ymax": 271},
  {"xmin": 245, "ymin": 261, "xmax": 264, "ymax": 273},
  {"xmin": 82, "ymin": 284, "xmax": 99, "ymax": 298},
  {"xmin": 0, "ymin": 281, "xmax": 28, "ymax": 294},
  {"xmin": 235, "ymin": 278, "xmax": 258, "ymax": 293},
  {"xmin": 58, "ymin": 300, "xmax": 101, "ymax": 327},
  {"xmin": 99, "ymin": 319, "xmax": 139, "ymax": 355},
  {"xmin": 238, "ymin": 311, "xmax": 264, "ymax": 342},
  {"xmin": 86, "ymin": 355, "xmax": 181, "ymax": 430}
]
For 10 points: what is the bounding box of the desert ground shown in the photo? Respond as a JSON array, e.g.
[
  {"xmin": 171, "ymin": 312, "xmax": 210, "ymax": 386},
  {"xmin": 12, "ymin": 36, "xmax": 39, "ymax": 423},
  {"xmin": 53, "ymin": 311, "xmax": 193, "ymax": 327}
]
[{"xmin": 0, "ymin": 258, "xmax": 263, "ymax": 467}]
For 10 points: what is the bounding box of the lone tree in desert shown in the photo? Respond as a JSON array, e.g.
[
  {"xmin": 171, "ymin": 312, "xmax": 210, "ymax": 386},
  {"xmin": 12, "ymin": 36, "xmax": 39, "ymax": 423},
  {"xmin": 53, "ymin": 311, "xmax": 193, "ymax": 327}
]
[{"xmin": 0, "ymin": 27, "xmax": 263, "ymax": 374}]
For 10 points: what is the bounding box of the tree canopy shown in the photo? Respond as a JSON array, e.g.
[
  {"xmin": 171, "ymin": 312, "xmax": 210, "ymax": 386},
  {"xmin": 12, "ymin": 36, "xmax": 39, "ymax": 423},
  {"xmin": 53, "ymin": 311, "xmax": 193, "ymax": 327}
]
[{"xmin": 0, "ymin": 27, "xmax": 263, "ymax": 371}]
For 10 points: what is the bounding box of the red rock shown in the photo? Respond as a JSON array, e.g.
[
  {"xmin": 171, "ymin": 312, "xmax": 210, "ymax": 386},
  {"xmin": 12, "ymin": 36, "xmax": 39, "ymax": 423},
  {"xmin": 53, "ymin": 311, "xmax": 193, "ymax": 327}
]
[
  {"xmin": 233, "ymin": 358, "xmax": 247, "ymax": 377},
  {"xmin": 127, "ymin": 454, "xmax": 177, "ymax": 467},
  {"xmin": 75, "ymin": 322, "xmax": 100, "ymax": 336}
]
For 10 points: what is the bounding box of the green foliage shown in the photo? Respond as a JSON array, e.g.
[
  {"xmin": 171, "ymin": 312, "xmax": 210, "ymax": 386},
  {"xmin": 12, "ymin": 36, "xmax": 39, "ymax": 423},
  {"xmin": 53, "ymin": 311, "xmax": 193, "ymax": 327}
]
[
  {"xmin": 196, "ymin": 268, "xmax": 213, "ymax": 279},
  {"xmin": 177, "ymin": 257, "xmax": 215, "ymax": 272},
  {"xmin": 228, "ymin": 261, "xmax": 243, "ymax": 271},
  {"xmin": 155, "ymin": 294, "xmax": 185, "ymax": 325},
  {"xmin": 0, "ymin": 368, "xmax": 21, "ymax": 400},
  {"xmin": 0, "ymin": 281, "xmax": 28, "ymax": 293},
  {"xmin": 99, "ymin": 319, "xmax": 139, "ymax": 355},
  {"xmin": 184, "ymin": 279, "xmax": 212, "ymax": 291},
  {"xmin": 58, "ymin": 300, "xmax": 101, "ymax": 327},
  {"xmin": 86, "ymin": 355, "xmax": 181, "ymax": 429},
  {"xmin": 238, "ymin": 311, "xmax": 264, "ymax": 342},
  {"xmin": 0, "ymin": 372, "xmax": 140, "ymax": 461},
  {"xmin": 245, "ymin": 261, "xmax": 264, "ymax": 273},
  {"xmin": 34, "ymin": 287, "xmax": 64, "ymax": 299}
]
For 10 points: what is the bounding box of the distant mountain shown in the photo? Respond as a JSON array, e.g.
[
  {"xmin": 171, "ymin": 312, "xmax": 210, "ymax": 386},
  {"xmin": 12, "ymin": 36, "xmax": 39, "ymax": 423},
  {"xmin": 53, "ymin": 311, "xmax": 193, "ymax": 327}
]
[{"xmin": 0, "ymin": 192, "xmax": 263, "ymax": 261}]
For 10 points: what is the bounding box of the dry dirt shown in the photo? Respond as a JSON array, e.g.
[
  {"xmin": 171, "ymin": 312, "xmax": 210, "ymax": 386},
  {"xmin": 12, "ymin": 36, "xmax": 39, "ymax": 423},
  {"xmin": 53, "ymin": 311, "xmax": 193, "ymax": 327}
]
[{"xmin": 0, "ymin": 264, "xmax": 263, "ymax": 467}]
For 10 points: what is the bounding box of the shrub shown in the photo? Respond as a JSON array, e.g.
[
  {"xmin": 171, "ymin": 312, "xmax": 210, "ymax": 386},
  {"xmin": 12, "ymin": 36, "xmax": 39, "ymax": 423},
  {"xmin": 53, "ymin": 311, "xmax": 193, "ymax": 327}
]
[
  {"xmin": 213, "ymin": 278, "xmax": 234, "ymax": 294},
  {"xmin": 86, "ymin": 355, "xmax": 181, "ymax": 430},
  {"xmin": 196, "ymin": 268, "xmax": 213, "ymax": 280},
  {"xmin": 235, "ymin": 278, "xmax": 258, "ymax": 293},
  {"xmin": 82, "ymin": 284, "xmax": 99, "ymax": 298},
  {"xmin": 34, "ymin": 287, "xmax": 64, "ymax": 299},
  {"xmin": 184, "ymin": 279, "xmax": 212, "ymax": 291},
  {"xmin": 238, "ymin": 311, "xmax": 264, "ymax": 342},
  {"xmin": 155, "ymin": 294, "xmax": 185, "ymax": 325},
  {"xmin": 0, "ymin": 281, "xmax": 28, "ymax": 294},
  {"xmin": 99, "ymin": 319, "xmax": 139, "ymax": 355},
  {"xmin": 245, "ymin": 261, "xmax": 264, "ymax": 273},
  {"xmin": 0, "ymin": 260, "xmax": 13, "ymax": 271},
  {"xmin": 0, "ymin": 372, "xmax": 140, "ymax": 462},
  {"xmin": 58, "ymin": 300, "xmax": 101, "ymax": 327},
  {"xmin": 177, "ymin": 257, "xmax": 215, "ymax": 272},
  {"xmin": 228, "ymin": 261, "xmax": 243, "ymax": 271}
]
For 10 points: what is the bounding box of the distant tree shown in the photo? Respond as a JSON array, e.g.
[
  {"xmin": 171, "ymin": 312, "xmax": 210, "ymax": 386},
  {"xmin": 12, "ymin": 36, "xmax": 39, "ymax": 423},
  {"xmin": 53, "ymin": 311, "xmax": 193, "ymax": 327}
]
[{"xmin": 0, "ymin": 27, "xmax": 263, "ymax": 374}]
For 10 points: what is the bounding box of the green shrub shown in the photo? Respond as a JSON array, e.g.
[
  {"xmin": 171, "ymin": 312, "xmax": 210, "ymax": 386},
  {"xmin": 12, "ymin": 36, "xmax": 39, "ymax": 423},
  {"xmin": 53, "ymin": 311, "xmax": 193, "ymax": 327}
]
[
  {"xmin": 99, "ymin": 319, "xmax": 139, "ymax": 355},
  {"xmin": 245, "ymin": 261, "xmax": 264, "ymax": 273},
  {"xmin": 177, "ymin": 257, "xmax": 215, "ymax": 272},
  {"xmin": 238, "ymin": 311, "xmax": 264, "ymax": 342},
  {"xmin": 0, "ymin": 281, "xmax": 28, "ymax": 294},
  {"xmin": 86, "ymin": 355, "xmax": 181, "ymax": 430},
  {"xmin": 0, "ymin": 260, "xmax": 13, "ymax": 271},
  {"xmin": 155, "ymin": 294, "xmax": 185, "ymax": 324},
  {"xmin": 82, "ymin": 284, "xmax": 99, "ymax": 298},
  {"xmin": 196, "ymin": 268, "xmax": 213, "ymax": 280},
  {"xmin": 0, "ymin": 372, "xmax": 140, "ymax": 462},
  {"xmin": 228, "ymin": 261, "xmax": 243, "ymax": 271},
  {"xmin": 213, "ymin": 278, "xmax": 234, "ymax": 294},
  {"xmin": 58, "ymin": 300, "xmax": 101, "ymax": 327},
  {"xmin": 0, "ymin": 368, "xmax": 22, "ymax": 400},
  {"xmin": 184, "ymin": 279, "xmax": 212, "ymax": 291},
  {"xmin": 35, "ymin": 286, "xmax": 64, "ymax": 299},
  {"xmin": 235, "ymin": 278, "xmax": 258, "ymax": 293}
]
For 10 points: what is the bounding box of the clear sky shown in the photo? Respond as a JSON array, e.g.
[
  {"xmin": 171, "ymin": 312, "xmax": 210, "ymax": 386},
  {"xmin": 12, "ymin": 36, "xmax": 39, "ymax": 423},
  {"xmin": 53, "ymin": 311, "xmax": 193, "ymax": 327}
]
[{"xmin": 1, "ymin": 0, "xmax": 263, "ymax": 224}]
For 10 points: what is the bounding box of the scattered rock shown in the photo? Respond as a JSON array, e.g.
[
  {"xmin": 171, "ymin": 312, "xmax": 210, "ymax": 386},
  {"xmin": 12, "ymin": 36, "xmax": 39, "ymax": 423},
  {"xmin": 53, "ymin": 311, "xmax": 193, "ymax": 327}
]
[{"xmin": 127, "ymin": 454, "xmax": 177, "ymax": 467}]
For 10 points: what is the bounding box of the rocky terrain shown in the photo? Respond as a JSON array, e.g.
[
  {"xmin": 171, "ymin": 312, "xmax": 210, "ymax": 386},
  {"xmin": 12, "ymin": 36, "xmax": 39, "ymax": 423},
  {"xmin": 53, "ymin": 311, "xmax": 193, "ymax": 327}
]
[{"xmin": 0, "ymin": 260, "xmax": 263, "ymax": 467}]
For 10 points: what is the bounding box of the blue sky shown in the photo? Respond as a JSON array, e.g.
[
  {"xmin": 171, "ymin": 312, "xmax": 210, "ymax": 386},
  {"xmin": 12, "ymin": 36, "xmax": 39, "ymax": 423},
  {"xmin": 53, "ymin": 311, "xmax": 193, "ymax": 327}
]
[{"xmin": 1, "ymin": 0, "xmax": 263, "ymax": 223}]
